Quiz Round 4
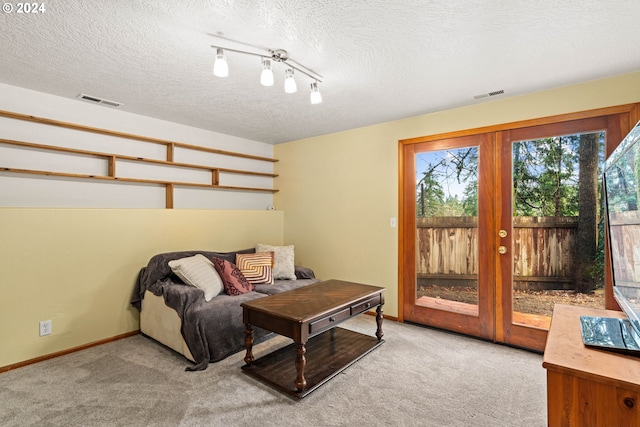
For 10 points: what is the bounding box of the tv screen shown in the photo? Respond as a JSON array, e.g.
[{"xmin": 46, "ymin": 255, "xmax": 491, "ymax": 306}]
[{"xmin": 604, "ymin": 119, "xmax": 640, "ymax": 335}]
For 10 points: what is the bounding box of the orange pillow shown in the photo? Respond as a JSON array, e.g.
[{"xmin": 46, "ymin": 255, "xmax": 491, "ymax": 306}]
[{"xmin": 236, "ymin": 252, "xmax": 274, "ymax": 284}]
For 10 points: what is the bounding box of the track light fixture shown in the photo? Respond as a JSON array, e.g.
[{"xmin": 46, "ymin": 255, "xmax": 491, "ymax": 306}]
[
  {"xmin": 310, "ymin": 82, "xmax": 322, "ymax": 104},
  {"xmin": 210, "ymin": 38, "xmax": 323, "ymax": 104},
  {"xmin": 284, "ymin": 68, "xmax": 297, "ymax": 94},
  {"xmin": 213, "ymin": 48, "xmax": 228, "ymax": 78},
  {"xmin": 260, "ymin": 58, "xmax": 274, "ymax": 87}
]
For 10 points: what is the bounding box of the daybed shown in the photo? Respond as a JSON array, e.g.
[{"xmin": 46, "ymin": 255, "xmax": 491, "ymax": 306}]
[{"xmin": 131, "ymin": 247, "xmax": 319, "ymax": 371}]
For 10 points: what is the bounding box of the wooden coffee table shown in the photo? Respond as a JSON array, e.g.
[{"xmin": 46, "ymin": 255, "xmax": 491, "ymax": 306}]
[{"xmin": 241, "ymin": 279, "xmax": 385, "ymax": 399}]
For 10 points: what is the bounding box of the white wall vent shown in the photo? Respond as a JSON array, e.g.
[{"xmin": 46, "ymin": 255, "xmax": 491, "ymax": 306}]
[
  {"xmin": 473, "ymin": 89, "xmax": 505, "ymax": 100},
  {"xmin": 76, "ymin": 93, "xmax": 123, "ymax": 107}
]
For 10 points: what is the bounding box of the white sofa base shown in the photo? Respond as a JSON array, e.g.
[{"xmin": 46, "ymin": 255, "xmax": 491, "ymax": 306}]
[{"xmin": 140, "ymin": 290, "xmax": 195, "ymax": 362}]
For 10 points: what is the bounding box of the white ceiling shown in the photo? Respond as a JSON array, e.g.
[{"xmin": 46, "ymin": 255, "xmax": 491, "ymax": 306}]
[{"xmin": 2, "ymin": 1, "xmax": 640, "ymax": 144}]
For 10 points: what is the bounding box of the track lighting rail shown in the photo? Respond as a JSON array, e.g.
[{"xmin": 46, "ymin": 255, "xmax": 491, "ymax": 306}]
[
  {"xmin": 210, "ymin": 45, "xmax": 323, "ymax": 83},
  {"xmin": 209, "ymin": 36, "xmax": 323, "ymax": 104}
]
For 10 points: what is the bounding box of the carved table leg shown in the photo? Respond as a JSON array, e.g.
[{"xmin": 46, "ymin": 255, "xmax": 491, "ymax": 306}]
[
  {"xmin": 294, "ymin": 343, "xmax": 307, "ymax": 391},
  {"xmin": 244, "ymin": 323, "xmax": 254, "ymax": 365},
  {"xmin": 376, "ymin": 305, "xmax": 384, "ymax": 341}
]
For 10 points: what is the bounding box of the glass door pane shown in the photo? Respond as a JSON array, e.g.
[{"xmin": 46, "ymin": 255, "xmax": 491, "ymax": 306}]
[
  {"xmin": 511, "ymin": 132, "xmax": 606, "ymax": 325},
  {"xmin": 416, "ymin": 147, "xmax": 479, "ymax": 315}
]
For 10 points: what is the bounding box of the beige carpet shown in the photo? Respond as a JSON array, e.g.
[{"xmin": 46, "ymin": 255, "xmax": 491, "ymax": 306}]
[{"xmin": 0, "ymin": 316, "xmax": 547, "ymax": 426}]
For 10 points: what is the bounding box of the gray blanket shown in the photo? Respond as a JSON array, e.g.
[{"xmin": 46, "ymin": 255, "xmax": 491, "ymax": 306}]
[{"xmin": 131, "ymin": 249, "xmax": 318, "ymax": 371}]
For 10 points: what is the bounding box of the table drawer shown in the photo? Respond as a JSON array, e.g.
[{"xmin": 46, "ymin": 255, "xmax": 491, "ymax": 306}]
[
  {"xmin": 350, "ymin": 294, "xmax": 381, "ymax": 315},
  {"xmin": 309, "ymin": 307, "xmax": 351, "ymax": 335}
]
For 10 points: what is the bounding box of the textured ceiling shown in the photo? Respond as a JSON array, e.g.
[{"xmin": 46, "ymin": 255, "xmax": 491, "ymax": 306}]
[{"xmin": 2, "ymin": 0, "xmax": 640, "ymax": 144}]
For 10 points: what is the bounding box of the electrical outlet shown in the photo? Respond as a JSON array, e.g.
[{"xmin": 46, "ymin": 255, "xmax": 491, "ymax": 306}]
[{"xmin": 39, "ymin": 320, "xmax": 52, "ymax": 336}]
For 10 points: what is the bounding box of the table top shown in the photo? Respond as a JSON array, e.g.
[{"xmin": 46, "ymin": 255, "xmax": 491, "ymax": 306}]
[
  {"xmin": 241, "ymin": 279, "xmax": 385, "ymax": 323},
  {"xmin": 543, "ymin": 304, "xmax": 640, "ymax": 390}
]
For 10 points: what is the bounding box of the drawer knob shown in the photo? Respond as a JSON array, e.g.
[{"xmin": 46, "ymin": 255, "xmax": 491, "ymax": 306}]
[
  {"xmin": 329, "ymin": 317, "xmax": 335, "ymax": 322},
  {"xmin": 624, "ymin": 397, "xmax": 635, "ymax": 409},
  {"xmin": 365, "ymin": 303, "xmax": 371, "ymax": 308}
]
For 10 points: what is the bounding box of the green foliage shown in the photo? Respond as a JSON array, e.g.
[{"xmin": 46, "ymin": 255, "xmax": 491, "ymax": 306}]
[
  {"xmin": 606, "ymin": 146, "xmax": 639, "ymax": 212},
  {"xmin": 462, "ymin": 180, "xmax": 478, "ymax": 216},
  {"xmin": 417, "ymin": 135, "xmax": 605, "ymax": 219},
  {"xmin": 416, "ymin": 162, "xmax": 445, "ymax": 217},
  {"xmin": 513, "ymin": 136, "xmax": 580, "ymax": 216},
  {"xmin": 590, "ymin": 214, "xmax": 606, "ymax": 289},
  {"xmin": 416, "ymin": 132, "xmax": 606, "ymax": 294},
  {"xmin": 416, "ymin": 147, "xmax": 478, "ymax": 217}
]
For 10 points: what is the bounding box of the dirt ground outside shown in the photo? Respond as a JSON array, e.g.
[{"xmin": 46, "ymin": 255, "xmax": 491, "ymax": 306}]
[{"xmin": 418, "ymin": 285, "xmax": 606, "ymax": 317}]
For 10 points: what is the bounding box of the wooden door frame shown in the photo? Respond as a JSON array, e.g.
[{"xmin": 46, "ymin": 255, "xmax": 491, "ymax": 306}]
[
  {"xmin": 400, "ymin": 134, "xmax": 496, "ymax": 339},
  {"xmin": 398, "ymin": 103, "xmax": 640, "ymax": 346}
]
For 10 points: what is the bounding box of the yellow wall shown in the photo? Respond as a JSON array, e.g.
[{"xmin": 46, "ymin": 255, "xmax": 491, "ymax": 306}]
[
  {"xmin": 274, "ymin": 71, "xmax": 640, "ymax": 319},
  {"xmin": 0, "ymin": 209, "xmax": 284, "ymax": 368},
  {"xmin": 5, "ymin": 71, "xmax": 640, "ymax": 368}
]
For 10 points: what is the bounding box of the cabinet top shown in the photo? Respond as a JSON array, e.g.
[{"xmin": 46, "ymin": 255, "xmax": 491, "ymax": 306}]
[{"xmin": 543, "ymin": 304, "xmax": 640, "ymax": 391}]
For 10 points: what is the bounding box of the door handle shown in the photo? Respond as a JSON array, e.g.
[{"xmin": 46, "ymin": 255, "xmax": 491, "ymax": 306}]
[{"xmin": 498, "ymin": 245, "xmax": 507, "ymax": 254}]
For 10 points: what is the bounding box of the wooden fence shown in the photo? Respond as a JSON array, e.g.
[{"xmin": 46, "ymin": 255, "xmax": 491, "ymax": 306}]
[
  {"xmin": 417, "ymin": 216, "xmax": 577, "ymax": 290},
  {"xmin": 608, "ymin": 210, "xmax": 640, "ymax": 298}
]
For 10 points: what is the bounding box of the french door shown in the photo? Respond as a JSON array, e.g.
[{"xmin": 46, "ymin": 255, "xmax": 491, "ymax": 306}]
[
  {"xmin": 401, "ymin": 133, "xmax": 497, "ymax": 341},
  {"xmin": 400, "ymin": 106, "xmax": 637, "ymax": 351}
]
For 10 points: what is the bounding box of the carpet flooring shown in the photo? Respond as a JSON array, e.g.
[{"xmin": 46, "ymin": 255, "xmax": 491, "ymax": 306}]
[{"xmin": 0, "ymin": 316, "xmax": 547, "ymax": 426}]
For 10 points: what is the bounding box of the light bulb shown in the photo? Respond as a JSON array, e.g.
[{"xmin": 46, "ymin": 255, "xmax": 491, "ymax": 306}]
[
  {"xmin": 260, "ymin": 58, "xmax": 274, "ymax": 86},
  {"xmin": 284, "ymin": 68, "xmax": 297, "ymax": 93},
  {"xmin": 213, "ymin": 48, "xmax": 228, "ymax": 78},
  {"xmin": 310, "ymin": 82, "xmax": 322, "ymax": 104}
]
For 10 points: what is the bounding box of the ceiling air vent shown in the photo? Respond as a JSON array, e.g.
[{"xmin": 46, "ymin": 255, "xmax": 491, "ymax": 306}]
[
  {"xmin": 76, "ymin": 93, "xmax": 123, "ymax": 108},
  {"xmin": 473, "ymin": 89, "xmax": 505, "ymax": 100}
]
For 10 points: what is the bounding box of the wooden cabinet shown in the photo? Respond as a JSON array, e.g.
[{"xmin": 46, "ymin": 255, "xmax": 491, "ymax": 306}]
[{"xmin": 543, "ymin": 304, "xmax": 640, "ymax": 426}]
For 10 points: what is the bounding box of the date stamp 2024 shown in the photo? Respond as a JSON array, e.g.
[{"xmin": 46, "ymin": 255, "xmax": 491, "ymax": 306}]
[{"xmin": 3, "ymin": 2, "xmax": 46, "ymax": 14}]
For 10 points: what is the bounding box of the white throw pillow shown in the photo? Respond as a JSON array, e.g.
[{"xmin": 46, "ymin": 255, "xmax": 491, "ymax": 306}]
[
  {"xmin": 255, "ymin": 244, "xmax": 296, "ymax": 280},
  {"xmin": 168, "ymin": 254, "xmax": 223, "ymax": 301}
]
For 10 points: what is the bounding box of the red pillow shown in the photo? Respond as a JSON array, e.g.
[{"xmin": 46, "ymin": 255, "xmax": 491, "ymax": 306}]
[{"xmin": 211, "ymin": 257, "xmax": 254, "ymax": 296}]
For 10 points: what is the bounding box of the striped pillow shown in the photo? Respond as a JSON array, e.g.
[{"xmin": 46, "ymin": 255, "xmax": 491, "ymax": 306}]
[
  {"xmin": 167, "ymin": 254, "xmax": 223, "ymax": 301},
  {"xmin": 236, "ymin": 252, "xmax": 274, "ymax": 284}
]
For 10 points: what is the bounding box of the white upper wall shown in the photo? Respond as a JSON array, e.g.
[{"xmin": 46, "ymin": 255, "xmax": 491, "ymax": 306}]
[{"xmin": 0, "ymin": 83, "xmax": 275, "ymax": 209}]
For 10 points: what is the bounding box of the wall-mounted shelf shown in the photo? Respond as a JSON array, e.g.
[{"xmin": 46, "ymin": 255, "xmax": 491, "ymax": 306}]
[{"xmin": 0, "ymin": 110, "xmax": 279, "ymax": 208}]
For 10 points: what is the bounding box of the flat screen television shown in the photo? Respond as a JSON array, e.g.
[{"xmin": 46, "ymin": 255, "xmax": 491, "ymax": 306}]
[{"xmin": 580, "ymin": 120, "xmax": 640, "ymax": 354}]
